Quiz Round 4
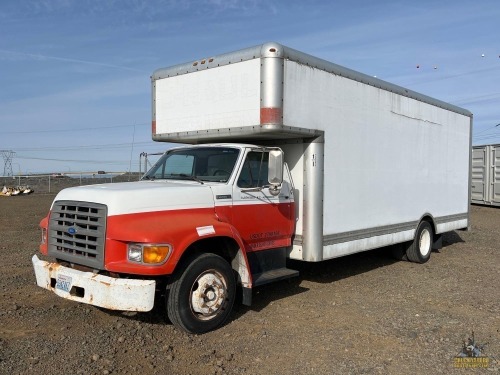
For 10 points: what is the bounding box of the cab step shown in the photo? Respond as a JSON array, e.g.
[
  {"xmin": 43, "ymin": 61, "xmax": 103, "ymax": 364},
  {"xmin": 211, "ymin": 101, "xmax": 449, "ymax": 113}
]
[
  {"xmin": 247, "ymin": 247, "xmax": 299, "ymax": 287},
  {"xmin": 253, "ymin": 268, "xmax": 299, "ymax": 287}
]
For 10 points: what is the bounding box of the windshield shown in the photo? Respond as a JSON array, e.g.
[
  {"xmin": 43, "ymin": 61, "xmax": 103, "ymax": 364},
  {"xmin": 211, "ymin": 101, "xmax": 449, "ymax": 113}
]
[{"xmin": 143, "ymin": 147, "xmax": 240, "ymax": 183}]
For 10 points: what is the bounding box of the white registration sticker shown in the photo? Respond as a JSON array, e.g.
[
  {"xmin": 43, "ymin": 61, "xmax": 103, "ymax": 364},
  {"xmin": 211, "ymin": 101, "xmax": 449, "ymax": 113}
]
[
  {"xmin": 196, "ymin": 225, "xmax": 215, "ymax": 237},
  {"xmin": 55, "ymin": 274, "xmax": 73, "ymax": 293}
]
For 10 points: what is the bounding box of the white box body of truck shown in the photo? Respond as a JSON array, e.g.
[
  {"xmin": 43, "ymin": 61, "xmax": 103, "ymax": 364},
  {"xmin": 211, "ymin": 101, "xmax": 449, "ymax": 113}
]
[
  {"xmin": 152, "ymin": 42, "xmax": 472, "ymax": 262},
  {"xmin": 472, "ymin": 144, "xmax": 500, "ymax": 206}
]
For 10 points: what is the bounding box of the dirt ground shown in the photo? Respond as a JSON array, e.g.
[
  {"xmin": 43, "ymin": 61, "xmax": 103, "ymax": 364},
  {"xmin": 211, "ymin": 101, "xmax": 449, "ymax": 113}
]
[{"xmin": 0, "ymin": 193, "xmax": 498, "ymax": 375}]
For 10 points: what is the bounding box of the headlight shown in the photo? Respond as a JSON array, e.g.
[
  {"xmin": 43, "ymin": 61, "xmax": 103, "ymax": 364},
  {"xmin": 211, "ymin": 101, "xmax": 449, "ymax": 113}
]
[
  {"xmin": 128, "ymin": 244, "xmax": 143, "ymax": 262},
  {"xmin": 127, "ymin": 243, "xmax": 172, "ymax": 265}
]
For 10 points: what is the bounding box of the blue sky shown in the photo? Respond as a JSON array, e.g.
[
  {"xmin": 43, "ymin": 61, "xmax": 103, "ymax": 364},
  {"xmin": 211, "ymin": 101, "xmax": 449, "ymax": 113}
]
[{"xmin": 1, "ymin": 0, "xmax": 499, "ymax": 174}]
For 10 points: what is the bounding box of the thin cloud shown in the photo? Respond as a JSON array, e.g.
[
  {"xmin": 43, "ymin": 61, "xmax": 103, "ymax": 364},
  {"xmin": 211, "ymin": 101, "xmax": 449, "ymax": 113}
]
[{"xmin": 0, "ymin": 49, "xmax": 145, "ymax": 73}]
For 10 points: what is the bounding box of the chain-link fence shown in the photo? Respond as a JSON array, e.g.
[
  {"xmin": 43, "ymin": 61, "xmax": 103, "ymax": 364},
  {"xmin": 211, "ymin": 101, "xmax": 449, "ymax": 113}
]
[{"xmin": 1, "ymin": 173, "xmax": 142, "ymax": 195}]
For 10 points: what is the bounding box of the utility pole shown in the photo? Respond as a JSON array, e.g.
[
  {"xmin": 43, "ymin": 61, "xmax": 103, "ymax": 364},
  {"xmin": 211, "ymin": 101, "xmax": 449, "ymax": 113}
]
[{"xmin": 0, "ymin": 150, "xmax": 15, "ymax": 177}]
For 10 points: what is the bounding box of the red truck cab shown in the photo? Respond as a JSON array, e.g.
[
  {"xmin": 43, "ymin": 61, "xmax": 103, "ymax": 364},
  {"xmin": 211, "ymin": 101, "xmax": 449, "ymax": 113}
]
[{"xmin": 33, "ymin": 144, "xmax": 297, "ymax": 333}]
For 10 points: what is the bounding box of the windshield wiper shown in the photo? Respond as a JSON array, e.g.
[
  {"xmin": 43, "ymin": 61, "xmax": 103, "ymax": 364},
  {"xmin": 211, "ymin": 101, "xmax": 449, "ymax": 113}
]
[
  {"xmin": 180, "ymin": 174, "xmax": 204, "ymax": 184},
  {"xmin": 165, "ymin": 173, "xmax": 204, "ymax": 184}
]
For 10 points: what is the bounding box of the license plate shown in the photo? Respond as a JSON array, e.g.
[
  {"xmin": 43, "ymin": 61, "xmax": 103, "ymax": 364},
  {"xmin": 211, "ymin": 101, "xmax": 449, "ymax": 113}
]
[{"xmin": 55, "ymin": 274, "xmax": 73, "ymax": 293}]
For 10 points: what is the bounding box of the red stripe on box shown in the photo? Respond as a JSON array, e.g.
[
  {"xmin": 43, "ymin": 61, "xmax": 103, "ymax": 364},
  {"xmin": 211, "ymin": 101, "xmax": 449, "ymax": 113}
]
[{"xmin": 260, "ymin": 107, "xmax": 282, "ymax": 124}]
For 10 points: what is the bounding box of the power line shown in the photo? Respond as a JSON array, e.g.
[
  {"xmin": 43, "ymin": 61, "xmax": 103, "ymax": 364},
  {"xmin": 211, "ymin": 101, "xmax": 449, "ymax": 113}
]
[
  {"xmin": 453, "ymin": 92, "xmax": 500, "ymax": 106},
  {"xmin": 15, "ymin": 155, "xmax": 133, "ymax": 164},
  {"xmin": 402, "ymin": 64, "xmax": 500, "ymax": 88},
  {"xmin": 473, "ymin": 123, "xmax": 500, "ymax": 143},
  {"xmin": 11, "ymin": 141, "xmax": 157, "ymax": 152},
  {"xmin": 473, "ymin": 133, "xmax": 500, "ymax": 142},
  {"xmin": 473, "ymin": 123, "xmax": 500, "ymax": 137},
  {"xmin": 1, "ymin": 122, "xmax": 149, "ymax": 135}
]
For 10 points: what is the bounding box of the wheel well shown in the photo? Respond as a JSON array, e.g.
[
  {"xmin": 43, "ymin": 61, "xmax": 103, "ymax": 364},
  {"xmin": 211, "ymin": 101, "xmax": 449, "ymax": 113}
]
[
  {"xmin": 420, "ymin": 215, "xmax": 436, "ymax": 235},
  {"xmin": 173, "ymin": 236, "xmax": 243, "ymax": 282}
]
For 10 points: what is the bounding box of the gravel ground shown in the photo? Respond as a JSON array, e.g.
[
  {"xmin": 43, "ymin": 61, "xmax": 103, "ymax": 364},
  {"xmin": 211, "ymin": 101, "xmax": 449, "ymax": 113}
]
[{"xmin": 0, "ymin": 193, "xmax": 498, "ymax": 374}]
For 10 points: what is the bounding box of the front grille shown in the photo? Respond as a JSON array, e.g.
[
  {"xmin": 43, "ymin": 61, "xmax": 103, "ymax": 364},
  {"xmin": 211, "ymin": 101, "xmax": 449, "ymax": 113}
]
[{"xmin": 48, "ymin": 200, "xmax": 107, "ymax": 269}]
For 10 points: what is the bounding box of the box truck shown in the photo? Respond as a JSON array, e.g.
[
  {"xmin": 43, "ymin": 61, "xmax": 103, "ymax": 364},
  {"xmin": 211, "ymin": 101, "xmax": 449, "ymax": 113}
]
[
  {"xmin": 32, "ymin": 42, "xmax": 472, "ymax": 333},
  {"xmin": 471, "ymin": 144, "xmax": 500, "ymax": 206}
]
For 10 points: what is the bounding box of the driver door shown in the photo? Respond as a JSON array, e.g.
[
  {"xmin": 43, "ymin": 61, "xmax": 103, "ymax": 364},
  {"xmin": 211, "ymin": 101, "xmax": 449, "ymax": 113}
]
[{"xmin": 231, "ymin": 150, "xmax": 294, "ymax": 252}]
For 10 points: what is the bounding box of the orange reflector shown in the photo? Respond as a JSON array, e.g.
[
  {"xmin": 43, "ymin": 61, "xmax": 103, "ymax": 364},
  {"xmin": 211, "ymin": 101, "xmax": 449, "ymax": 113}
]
[{"xmin": 143, "ymin": 245, "xmax": 171, "ymax": 264}]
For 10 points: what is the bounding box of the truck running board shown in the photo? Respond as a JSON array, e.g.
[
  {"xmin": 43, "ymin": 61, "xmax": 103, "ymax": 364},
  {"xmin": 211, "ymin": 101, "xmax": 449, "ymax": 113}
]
[
  {"xmin": 247, "ymin": 248, "xmax": 299, "ymax": 287},
  {"xmin": 253, "ymin": 268, "xmax": 299, "ymax": 287}
]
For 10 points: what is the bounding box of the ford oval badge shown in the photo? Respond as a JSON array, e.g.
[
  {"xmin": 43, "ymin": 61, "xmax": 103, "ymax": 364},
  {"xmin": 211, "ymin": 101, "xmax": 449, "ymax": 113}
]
[{"xmin": 67, "ymin": 227, "xmax": 77, "ymax": 235}]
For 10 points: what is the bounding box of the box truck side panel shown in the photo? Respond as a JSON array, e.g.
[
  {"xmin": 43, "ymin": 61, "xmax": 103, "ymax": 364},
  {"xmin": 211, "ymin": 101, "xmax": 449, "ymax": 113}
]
[
  {"xmin": 283, "ymin": 61, "xmax": 470, "ymax": 260},
  {"xmin": 154, "ymin": 59, "xmax": 261, "ymax": 135}
]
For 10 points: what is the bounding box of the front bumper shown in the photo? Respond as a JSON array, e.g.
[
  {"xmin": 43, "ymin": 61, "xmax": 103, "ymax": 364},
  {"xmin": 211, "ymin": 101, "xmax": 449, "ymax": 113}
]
[{"xmin": 32, "ymin": 255, "xmax": 155, "ymax": 312}]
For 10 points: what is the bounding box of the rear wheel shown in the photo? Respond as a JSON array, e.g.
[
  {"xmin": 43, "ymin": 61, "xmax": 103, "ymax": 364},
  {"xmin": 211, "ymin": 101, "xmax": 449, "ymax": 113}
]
[
  {"xmin": 167, "ymin": 253, "xmax": 235, "ymax": 334},
  {"xmin": 406, "ymin": 221, "xmax": 433, "ymax": 263}
]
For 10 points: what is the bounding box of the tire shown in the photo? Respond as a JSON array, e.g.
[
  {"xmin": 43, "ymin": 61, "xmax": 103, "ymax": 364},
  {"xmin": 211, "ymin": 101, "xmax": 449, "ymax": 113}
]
[
  {"xmin": 406, "ymin": 221, "xmax": 433, "ymax": 264},
  {"xmin": 166, "ymin": 253, "xmax": 235, "ymax": 334}
]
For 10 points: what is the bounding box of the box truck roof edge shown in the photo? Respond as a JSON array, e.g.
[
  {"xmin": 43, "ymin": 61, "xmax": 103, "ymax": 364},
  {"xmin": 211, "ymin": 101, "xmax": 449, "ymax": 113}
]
[{"xmin": 151, "ymin": 41, "xmax": 472, "ymax": 119}]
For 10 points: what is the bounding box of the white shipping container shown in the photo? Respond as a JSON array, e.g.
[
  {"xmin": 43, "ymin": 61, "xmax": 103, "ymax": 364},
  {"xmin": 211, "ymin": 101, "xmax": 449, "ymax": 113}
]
[{"xmin": 472, "ymin": 144, "xmax": 500, "ymax": 206}]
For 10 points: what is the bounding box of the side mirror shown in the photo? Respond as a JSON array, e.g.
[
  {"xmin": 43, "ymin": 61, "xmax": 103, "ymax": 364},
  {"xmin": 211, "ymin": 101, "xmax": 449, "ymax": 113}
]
[{"xmin": 268, "ymin": 149, "xmax": 283, "ymax": 196}]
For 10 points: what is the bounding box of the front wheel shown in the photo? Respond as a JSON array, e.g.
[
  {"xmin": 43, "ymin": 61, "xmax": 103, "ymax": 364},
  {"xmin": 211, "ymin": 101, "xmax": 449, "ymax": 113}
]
[
  {"xmin": 406, "ymin": 221, "xmax": 433, "ymax": 263},
  {"xmin": 166, "ymin": 253, "xmax": 235, "ymax": 334}
]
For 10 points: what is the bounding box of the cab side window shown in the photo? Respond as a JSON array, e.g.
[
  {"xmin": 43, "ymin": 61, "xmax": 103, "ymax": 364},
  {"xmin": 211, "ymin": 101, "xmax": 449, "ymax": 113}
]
[{"xmin": 237, "ymin": 151, "xmax": 269, "ymax": 188}]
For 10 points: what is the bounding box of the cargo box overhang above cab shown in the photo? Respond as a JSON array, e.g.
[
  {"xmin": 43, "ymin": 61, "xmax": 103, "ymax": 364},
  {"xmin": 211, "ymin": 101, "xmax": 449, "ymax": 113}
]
[
  {"xmin": 152, "ymin": 124, "xmax": 323, "ymax": 144},
  {"xmin": 151, "ymin": 42, "xmax": 324, "ymax": 144},
  {"xmin": 151, "ymin": 42, "xmax": 471, "ymax": 144}
]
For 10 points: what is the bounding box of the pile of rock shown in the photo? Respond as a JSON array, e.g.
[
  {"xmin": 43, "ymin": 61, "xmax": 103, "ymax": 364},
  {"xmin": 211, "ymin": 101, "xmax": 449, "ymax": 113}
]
[{"xmin": 0, "ymin": 185, "xmax": 34, "ymax": 196}]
